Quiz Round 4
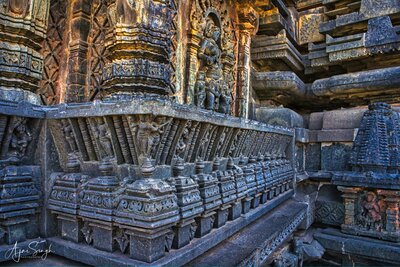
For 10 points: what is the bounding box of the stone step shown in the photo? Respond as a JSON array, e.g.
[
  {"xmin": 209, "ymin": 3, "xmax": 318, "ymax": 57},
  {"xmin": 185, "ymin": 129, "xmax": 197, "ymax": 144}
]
[{"xmin": 187, "ymin": 199, "xmax": 307, "ymax": 267}]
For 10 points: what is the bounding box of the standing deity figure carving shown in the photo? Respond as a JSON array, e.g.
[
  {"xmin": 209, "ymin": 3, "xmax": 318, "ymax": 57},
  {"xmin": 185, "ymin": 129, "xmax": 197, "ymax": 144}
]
[
  {"xmin": 61, "ymin": 119, "xmax": 77, "ymax": 153},
  {"xmin": 197, "ymin": 18, "xmax": 223, "ymax": 112},
  {"xmin": 133, "ymin": 116, "xmax": 171, "ymax": 159},
  {"xmin": 194, "ymin": 71, "xmax": 206, "ymax": 108},
  {"xmin": 95, "ymin": 119, "xmax": 114, "ymax": 160},
  {"xmin": 218, "ymin": 80, "xmax": 232, "ymax": 114}
]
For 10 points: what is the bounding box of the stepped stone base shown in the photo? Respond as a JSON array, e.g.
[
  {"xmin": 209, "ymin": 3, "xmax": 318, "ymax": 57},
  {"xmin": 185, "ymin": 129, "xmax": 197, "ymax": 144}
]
[{"xmin": 47, "ymin": 190, "xmax": 294, "ymax": 267}]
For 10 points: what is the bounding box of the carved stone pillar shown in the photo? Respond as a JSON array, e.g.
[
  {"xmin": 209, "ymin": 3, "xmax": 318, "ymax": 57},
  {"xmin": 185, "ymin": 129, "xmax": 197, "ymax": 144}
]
[
  {"xmin": 0, "ymin": 0, "xmax": 49, "ymax": 104},
  {"xmin": 184, "ymin": 30, "xmax": 202, "ymax": 105},
  {"xmin": 337, "ymin": 187, "xmax": 362, "ymax": 226},
  {"xmin": 379, "ymin": 190, "xmax": 400, "ymax": 233},
  {"xmin": 236, "ymin": 6, "xmax": 258, "ymax": 118},
  {"xmin": 65, "ymin": 0, "xmax": 92, "ymax": 103},
  {"xmin": 0, "ymin": 1, "xmax": 49, "ymax": 248},
  {"xmin": 103, "ymin": 0, "xmax": 174, "ymax": 97}
]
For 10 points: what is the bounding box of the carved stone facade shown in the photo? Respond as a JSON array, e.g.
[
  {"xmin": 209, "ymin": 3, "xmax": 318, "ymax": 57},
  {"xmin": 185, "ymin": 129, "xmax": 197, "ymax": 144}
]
[
  {"xmin": 0, "ymin": 0, "xmax": 400, "ymax": 266},
  {"xmin": 45, "ymin": 97, "xmax": 294, "ymax": 263}
]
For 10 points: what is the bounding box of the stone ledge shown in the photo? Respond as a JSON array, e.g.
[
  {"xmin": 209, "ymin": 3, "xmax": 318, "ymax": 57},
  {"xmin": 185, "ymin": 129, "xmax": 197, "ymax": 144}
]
[
  {"xmin": 47, "ymin": 190, "xmax": 294, "ymax": 267},
  {"xmin": 314, "ymin": 228, "xmax": 400, "ymax": 265},
  {"xmin": 188, "ymin": 199, "xmax": 307, "ymax": 266},
  {"xmin": 0, "ymin": 99, "xmax": 45, "ymax": 118},
  {"xmin": 44, "ymin": 96, "xmax": 293, "ymax": 136}
]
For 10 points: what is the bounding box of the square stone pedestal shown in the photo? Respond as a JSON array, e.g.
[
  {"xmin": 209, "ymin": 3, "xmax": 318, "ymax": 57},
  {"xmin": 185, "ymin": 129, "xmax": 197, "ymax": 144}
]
[
  {"xmin": 55, "ymin": 213, "xmax": 82, "ymax": 243},
  {"xmin": 251, "ymin": 193, "xmax": 261, "ymax": 208},
  {"xmin": 172, "ymin": 219, "xmax": 196, "ymax": 249},
  {"xmin": 88, "ymin": 221, "xmax": 115, "ymax": 252},
  {"xmin": 268, "ymin": 187, "xmax": 276, "ymax": 200},
  {"xmin": 242, "ymin": 197, "xmax": 252, "ymax": 214},
  {"xmin": 214, "ymin": 206, "xmax": 230, "ymax": 228},
  {"xmin": 127, "ymin": 229, "xmax": 170, "ymax": 263},
  {"xmin": 260, "ymin": 192, "xmax": 268, "ymax": 204},
  {"xmin": 229, "ymin": 201, "xmax": 242, "ymax": 220},
  {"xmin": 1, "ymin": 217, "xmax": 29, "ymax": 245},
  {"xmin": 195, "ymin": 212, "xmax": 216, "ymax": 238}
]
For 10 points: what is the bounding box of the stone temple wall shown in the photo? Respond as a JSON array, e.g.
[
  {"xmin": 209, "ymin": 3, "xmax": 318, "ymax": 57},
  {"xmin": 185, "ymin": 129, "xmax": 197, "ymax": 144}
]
[
  {"xmin": 0, "ymin": 1, "xmax": 300, "ymax": 266},
  {"xmin": 0, "ymin": 0, "xmax": 399, "ymax": 266}
]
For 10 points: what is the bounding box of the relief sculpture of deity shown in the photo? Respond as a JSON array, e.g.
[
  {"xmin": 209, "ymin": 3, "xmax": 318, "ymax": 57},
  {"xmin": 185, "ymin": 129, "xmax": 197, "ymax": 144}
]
[
  {"xmin": 195, "ymin": 17, "xmax": 231, "ymax": 114},
  {"xmin": 357, "ymin": 191, "xmax": 384, "ymax": 231},
  {"xmin": 7, "ymin": 118, "xmax": 32, "ymax": 160}
]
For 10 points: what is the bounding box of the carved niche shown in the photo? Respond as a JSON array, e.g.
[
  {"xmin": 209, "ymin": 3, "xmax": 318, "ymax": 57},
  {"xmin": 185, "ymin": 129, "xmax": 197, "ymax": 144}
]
[{"xmin": 188, "ymin": 0, "xmax": 238, "ymax": 114}]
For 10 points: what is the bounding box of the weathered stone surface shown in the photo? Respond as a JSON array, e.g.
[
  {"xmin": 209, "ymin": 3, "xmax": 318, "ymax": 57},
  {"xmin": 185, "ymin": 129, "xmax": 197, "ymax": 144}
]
[
  {"xmin": 315, "ymin": 228, "xmax": 400, "ymax": 266},
  {"xmin": 188, "ymin": 199, "xmax": 307, "ymax": 267},
  {"xmin": 256, "ymin": 107, "xmax": 304, "ymax": 128},
  {"xmin": 1, "ymin": 0, "xmax": 400, "ymax": 266}
]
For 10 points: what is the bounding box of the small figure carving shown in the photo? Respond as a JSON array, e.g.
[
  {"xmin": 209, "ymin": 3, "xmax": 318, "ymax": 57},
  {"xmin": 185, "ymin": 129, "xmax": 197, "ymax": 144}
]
[
  {"xmin": 81, "ymin": 223, "xmax": 93, "ymax": 245},
  {"xmin": 133, "ymin": 115, "xmax": 172, "ymax": 159},
  {"xmin": 8, "ymin": 0, "xmax": 30, "ymax": 16},
  {"xmin": 196, "ymin": 17, "xmax": 227, "ymax": 112},
  {"xmin": 194, "ymin": 71, "xmax": 206, "ymax": 108},
  {"xmin": 116, "ymin": 0, "xmax": 137, "ymax": 24},
  {"xmin": 61, "ymin": 119, "xmax": 77, "ymax": 152},
  {"xmin": 189, "ymin": 222, "xmax": 197, "ymax": 241},
  {"xmin": 176, "ymin": 121, "xmax": 192, "ymax": 159},
  {"xmin": 114, "ymin": 229, "xmax": 129, "ymax": 253},
  {"xmin": 198, "ymin": 129, "xmax": 210, "ymax": 159},
  {"xmin": 205, "ymin": 79, "xmax": 221, "ymax": 111},
  {"xmin": 165, "ymin": 232, "xmax": 174, "ymax": 252},
  {"xmin": 7, "ymin": 118, "xmax": 32, "ymax": 160},
  {"xmin": 358, "ymin": 191, "xmax": 384, "ymax": 231},
  {"xmin": 95, "ymin": 119, "xmax": 114, "ymax": 160},
  {"xmin": 218, "ymin": 81, "xmax": 232, "ymax": 114}
]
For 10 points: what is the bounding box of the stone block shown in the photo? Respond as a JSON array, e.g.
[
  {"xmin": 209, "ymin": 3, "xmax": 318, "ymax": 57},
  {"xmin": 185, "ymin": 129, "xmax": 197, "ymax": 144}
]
[
  {"xmin": 229, "ymin": 202, "xmax": 242, "ymax": 221},
  {"xmin": 195, "ymin": 212, "xmax": 215, "ymax": 238},
  {"xmin": 256, "ymin": 107, "xmax": 304, "ymax": 128},
  {"xmin": 92, "ymin": 225, "xmax": 115, "ymax": 252},
  {"xmin": 321, "ymin": 143, "xmax": 352, "ymax": 171},
  {"xmin": 172, "ymin": 221, "xmax": 194, "ymax": 249},
  {"xmin": 59, "ymin": 217, "xmax": 82, "ymax": 243},
  {"xmin": 298, "ymin": 7, "xmax": 327, "ymax": 45},
  {"xmin": 214, "ymin": 207, "xmax": 229, "ymax": 228},
  {"xmin": 128, "ymin": 232, "xmax": 166, "ymax": 263}
]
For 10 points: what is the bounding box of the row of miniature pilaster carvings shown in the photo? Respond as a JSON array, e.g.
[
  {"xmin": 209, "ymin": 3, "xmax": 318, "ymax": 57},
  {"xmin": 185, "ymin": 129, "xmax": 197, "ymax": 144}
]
[{"xmin": 56, "ymin": 115, "xmax": 292, "ymax": 166}]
